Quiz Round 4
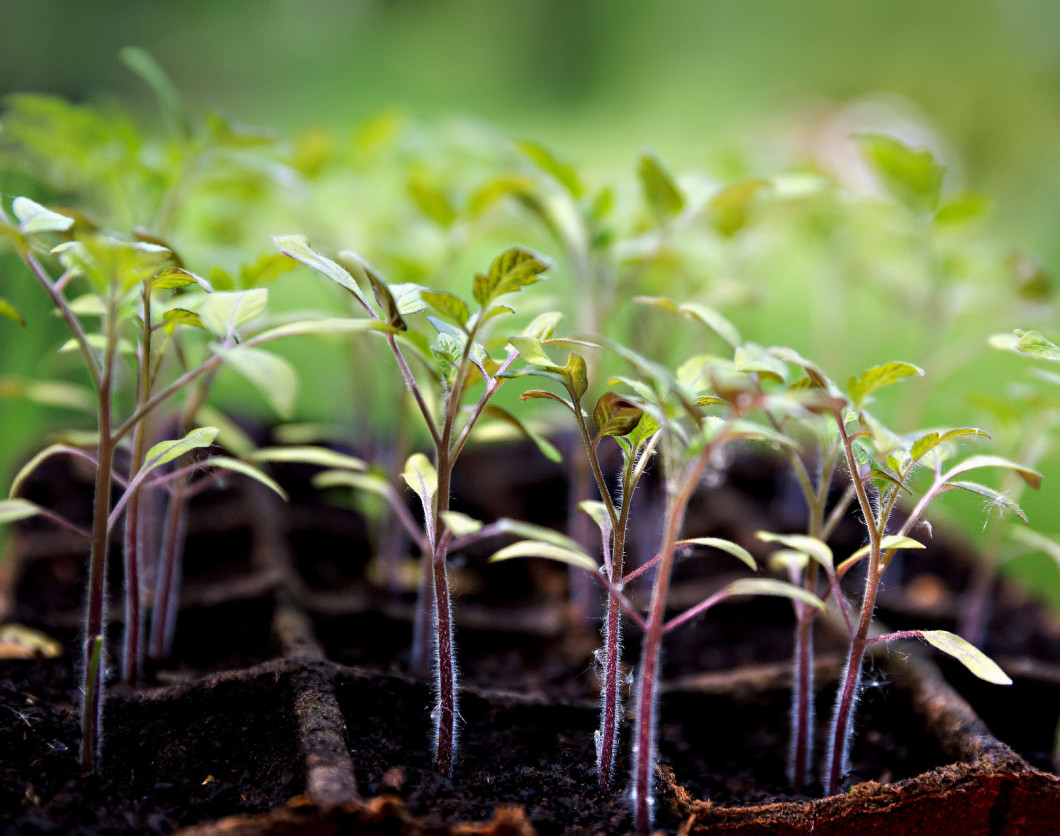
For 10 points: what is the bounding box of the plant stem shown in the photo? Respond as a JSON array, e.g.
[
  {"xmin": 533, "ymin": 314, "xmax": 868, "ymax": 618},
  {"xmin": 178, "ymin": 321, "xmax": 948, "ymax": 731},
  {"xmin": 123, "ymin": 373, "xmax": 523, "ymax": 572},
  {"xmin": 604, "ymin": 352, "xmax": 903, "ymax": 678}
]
[
  {"xmin": 631, "ymin": 442, "xmax": 718, "ymax": 836},
  {"xmin": 825, "ymin": 413, "xmax": 882, "ymax": 795}
]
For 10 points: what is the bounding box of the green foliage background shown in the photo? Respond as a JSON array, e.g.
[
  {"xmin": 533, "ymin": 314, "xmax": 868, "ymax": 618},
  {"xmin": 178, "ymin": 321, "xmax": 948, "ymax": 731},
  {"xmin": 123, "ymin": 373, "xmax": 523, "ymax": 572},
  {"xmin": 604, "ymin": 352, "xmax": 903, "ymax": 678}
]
[{"xmin": 1, "ymin": 0, "xmax": 1059, "ymax": 608}]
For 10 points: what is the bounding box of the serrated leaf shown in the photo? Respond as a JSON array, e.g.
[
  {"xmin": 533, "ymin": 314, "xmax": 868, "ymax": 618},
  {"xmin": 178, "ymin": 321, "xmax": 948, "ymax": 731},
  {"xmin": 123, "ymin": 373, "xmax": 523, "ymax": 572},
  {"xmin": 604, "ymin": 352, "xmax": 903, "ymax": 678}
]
[
  {"xmin": 757, "ymin": 532, "xmax": 832, "ymax": 569},
  {"xmin": 593, "ymin": 392, "xmax": 643, "ymax": 439},
  {"xmin": 12, "ymin": 196, "xmax": 74, "ymax": 234},
  {"xmin": 910, "ymin": 428, "xmax": 989, "ymax": 465},
  {"xmin": 222, "ymin": 347, "xmax": 298, "ymax": 418},
  {"xmin": 0, "ymin": 498, "xmax": 42, "ymax": 526},
  {"xmin": 250, "ymin": 446, "xmax": 366, "ymax": 471},
  {"xmin": 272, "ymin": 235, "xmax": 374, "ymax": 312},
  {"xmin": 472, "ymin": 247, "xmax": 550, "ymax": 307},
  {"xmin": 421, "ymin": 290, "xmax": 470, "ymax": 328},
  {"xmin": 200, "ymin": 289, "xmax": 268, "ymax": 338},
  {"xmin": 848, "ymin": 362, "xmax": 924, "ymax": 408},
  {"xmin": 638, "ymin": 151, "xmax": 684, "ymax": 219},
  {"xmin": 206, "ymin": 457, "xmax": 288, "ymax": 500},
  {"xmin": 402, "ymin": 452, "xmax": 438, "ymax": 512},
  {"xmin": 150, "ymin": 267, "xmax": 212, "ymax": 292},
  {"xmin": 677, "ymin": 537, "xmax": 757, "ymax": 571},
  {"xmin": 858, "ymin": 133, "xmax": 945, "ymax": 215},
  {"xmin": 916, "ymin": 631, "xmax": 1011, "ymax": 685},
  {"xmin": 143, "ymin": 427, "xmax": 219, "ymax": 474},
  {"xmin": 489, "ymin": 540, "xmax": 598, "ymax": 573}
]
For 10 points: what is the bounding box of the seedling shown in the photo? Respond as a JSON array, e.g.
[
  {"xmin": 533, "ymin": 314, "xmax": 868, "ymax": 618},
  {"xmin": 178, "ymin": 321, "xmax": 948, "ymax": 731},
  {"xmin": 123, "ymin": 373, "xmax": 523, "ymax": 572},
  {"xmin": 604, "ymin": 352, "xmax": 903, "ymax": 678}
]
[
  {"xmin": 493, "ymin": 312, "xmax": 825, "ymax": 833},
  {"xmin": 777, "ymin": 353, "xmax": 1036, "ymax": 794},
  {"xmin": 0, "ymin": 197, "xmax": 371, "ymax": 769},
  {"xmin": 273, "ymin": 234, "xmax": 551, "ymax": 774}
]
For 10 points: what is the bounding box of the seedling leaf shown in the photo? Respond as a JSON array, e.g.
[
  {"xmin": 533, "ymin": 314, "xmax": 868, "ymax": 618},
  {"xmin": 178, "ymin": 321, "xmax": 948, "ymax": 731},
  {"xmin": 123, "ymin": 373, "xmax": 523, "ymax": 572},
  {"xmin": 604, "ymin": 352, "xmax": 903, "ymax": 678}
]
[
  {"xmin": 483, "ymin": 405, "xmax": 562, "ymax": 463},
  {"xmin": 943, "ymin": 481, "xmax": 1030, "ymax": 524},
  {"xmin": 251, "ymin": 317, "xmax": 395, "ymax": 343},
  {"xmin": 473, "ymin": 247, "xmax": 550, "ymax": 307},
  {"xmin": 0, "ymin": 498, "xmax": 42, "ymax": 525},
  {"xmin": 944, "ymin": 455, "xmax": 1042, "ymax": 491},
  {"xmin": 1012, "ymin": 330, "xmax": 1060, "ymax": 363},
  {"xmin": 250, "ymin": 446, "xmax": 366, "ymax": 471},
  {"xmin": 222, "ymin": 347, "xmax": 298, "ymax": 418},
  {"xmin": 441, "ymin": 511, "xmax": 483, "ymax": 538},
  {"xmin": 638, "ymin": 151, "xmax": 684, "ymax": 219},
  {"xmin": 517, "ymin": 139, "xmax": 584, "ymax": 198},
  {"xmin": 718, "ymin": 578, "xmax": 826, "ymax": 610},
  {"xmin": 200, "ymin": 289, "xmax": 268, "ymax": 338},
  {"xmin": 402, "ymin": 452, "xmax": 438, "ymax": 511},
  {"xmin": 1009, "ymin": 528, "xmax": 1060, "ymax": 572},
  {"xmin": 272, "ymin": 235, "xmax": 374, "ymax": 312},
  {"xmin": 916, "ymin": 630, "xmax": 1012, "ymax": 685},
  {"xmin": 858, "ymin": 134, "xmax": 945, "ymax": 215},
  {"xmin": 206, "ymin": 457, "xmax": 288, "ymax": 500},
  {"xmin": 756, "ymin": 532, "xmax": 833, "ymax": 569},
  {"xmin": 143, "ymin": 427, "xmax": 219, "ymax": 475},
  {"xmin": 677, "ymin": 537, "xmax": 757, "ymax": 571},
  {"xmin": 837, "ymin": 535, "xmax": 925, "ymax": 577},
  {"xmin": 910, "ymin": 428, "xmax": 989, "ymax": 465},
  {"xmin": 489, "ymin": 540, "xmax": 598, "ymax": 573},
  {"xmin": 848, "ymin": 362, "xmax": 924, "ymax": 408},
  {"xmin": 12, "ymin": 196, "xmax": 74, "ymax": 234},
  {"xmin": 422, "ymin": 290, "xmax": 471, "ymax": 329},
  {"xmin": 0, "ymin": 298, "xmax": 24, "ymax": 326},
  {"xmin": 593, "ymin": 392, "xmax": 644, "ymax": 440}
]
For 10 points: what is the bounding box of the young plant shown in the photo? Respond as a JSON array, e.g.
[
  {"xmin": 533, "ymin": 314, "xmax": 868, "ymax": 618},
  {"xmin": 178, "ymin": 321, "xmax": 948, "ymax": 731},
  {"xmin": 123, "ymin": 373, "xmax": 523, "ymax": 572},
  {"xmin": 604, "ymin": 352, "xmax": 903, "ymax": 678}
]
[
  {"xmin": 493, "ymin": 317, "xmax": 824, "ymax": 834},
  {"xmin": 273, "ymin": 234, "xmax": 551, "ymax": 774},
  {"xmin": 795, "ymin": 355, "xmax": 1035, "ymax": 794},
  {"xmin": 0, "ymin": 197, "xmax": 367, "ymax": 769}
]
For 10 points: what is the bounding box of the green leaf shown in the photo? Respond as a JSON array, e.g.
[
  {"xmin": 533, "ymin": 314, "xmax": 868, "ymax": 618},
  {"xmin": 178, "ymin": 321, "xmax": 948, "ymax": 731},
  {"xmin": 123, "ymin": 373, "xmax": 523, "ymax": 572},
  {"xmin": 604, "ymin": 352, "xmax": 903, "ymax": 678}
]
[
  {"xmin": 200, "ymin": 289, "xmax": 269, "ymax": 338},
  {"xmin": 490, "ymin": 519, "xmax": 587, "ymax": 554},
  {"xmin": 120, "ymin": 46, "xmax": 193, "ymax": 139},
  {"xmin": 483, "ymin": 405, "xmax": 562, "ymax": 463},
  {"xmin": 593, "ymin": 392, "xmax": 644, "ymax": 439},
  {"xmin": 1012, "ymin": 330, "xmax": 1060, "ymax": 363},
  {"xmin": 837, "ymin": 535, "xmax": 926, "ymax": 576},
  {"xmin": 756, "ymin": 532, "xmax": 832, "ymax": 569},
  {"xmin": 916, "ymin": 631, "xmax": 1012, "ymax": 685},
  {"xmin": 518, "ymin": 388, "xmax": 575, "ymax": 412},
  {"xmin": 12, "ymin": 196, "xmax": 74, "ymax": 234},
  {"xmin": 440, "ymin": 511, "xmax": 483, "ymax": 538},
  {"xmin": 517, "ymin": 139, "xmax": 584, "ymax": 198},
  {"xmin": 578, "ymin": 500, "xmax": 612, "ymax": 534},
  {"xmin": 206, "ymin": 457, "xmax": 288, "ymax": 501},
  {"xmin": 472, "ymin": 247, "xmax": 550, "ymax": 307},
  {"xmin": 944, "ymin": 480, "xmax": 1029, "ymax": 524},
  {"xmin": 52, "ymin": 237, "xmax": 171, "ymax": 294},
  {"xmin": 313, "ymin": 469, "xmax": 395, "ymax": 502},
  {"xmin": 710, "ymin": 179, "xmax": 768, "ymax": 237},
  {"xmin": 858, "ymin": 133, "xmax": 945, "ymax": 215},
  {"xmin": 734, "ymin": 343, "xmax": 789, "ymax": 383},
  {"xmin": 0, "ymin": 498, "xmax": 42, "ymax": 526},
  {"xmin": 0, "ymin": 298, "xmax": 24, "ymax": 326},
  {"xmin": 717, "ymin": 578, "xmax": 826, "ymax": 611},
  {"xmin": 272, "ymin": 235, "xmax": 374, "ymax": 312},
  {"xmin": 848, "ymin": 362, "xmax": 924, "ymax": 408},
  {"xmin": 508, "ymin": 336, "xmax": 557, "ymax": 367},
  {"xmin": 636, "ymin": 297, "xmax": 741, "ymax": 348},
  {"xmin": 222, "ymin": 346, "xmax": 298, "ymax": 418},
  {"xmin": 489, "ymin": 540, "xmax": 598, "ymax": 573},
  {"xmin": 564, "ymin": 352, "xmax": 589, "ymax": 401},
  {"xmin": 407, "ymin": 175, "xmax": 457, "ymax": 227},
  {"xmin": 421, "ymin": 290, "xmax": 470, "ymax": 328},
  {"xmin": 1009, "ymin": 528, "xmax": 1060, "ymax": 572},
  {"xmin": 910, "ymin": 428, "xmax": 989, "ymax": 466},
  {"xmin": 0, "ymin": 378, "xmax": 94, "ymax": 413},
  {"xmin": 521, "ymin": 311, "xmax": 565, "ymax": 341},
  {"xmin": 944, "ymin": 455, "xmax": 1042, "ymax": 491},
  {"xmin": 250, "ymin": 317, "xmax": 395, "ymax": 344},
  {"xmin": 162, "ymin": 308, "xmax": 205, "ymax": 332},
  {"xmin": 149, "ymin": 267, "xmax": 212, "ymax": 292},
  {"xmin": 250, "ymin": 446, "xmax": 366, "ymax": 471},
  {"xmin": 359, "ymin": 267, "xmax": 407, "ymax": 330},
  {"xmin": 402, "ymin": 452, "xmax": 438, "ymax": 513},
  {"xmin": 638, "ymin": 151, "xmax": 684, "ymax": 219},
  {"xmin": 934, "ymin": 192, "xmax": 991, "ymax": 227},
  {"xmin": 143, "ymin": 427, "xmax": 219, "ymax": 474},
  {"xmin": 677, "ymin": 537, "xmax": 757, "ymax": 571}
]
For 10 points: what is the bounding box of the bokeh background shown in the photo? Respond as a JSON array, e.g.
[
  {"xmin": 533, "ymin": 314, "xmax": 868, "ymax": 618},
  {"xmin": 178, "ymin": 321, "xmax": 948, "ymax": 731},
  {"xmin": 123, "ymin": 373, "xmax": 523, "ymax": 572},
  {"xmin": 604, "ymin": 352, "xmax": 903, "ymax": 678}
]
[{"xmin": 2, "ymin": 0, "xmax": 1059, "ymax": 606}]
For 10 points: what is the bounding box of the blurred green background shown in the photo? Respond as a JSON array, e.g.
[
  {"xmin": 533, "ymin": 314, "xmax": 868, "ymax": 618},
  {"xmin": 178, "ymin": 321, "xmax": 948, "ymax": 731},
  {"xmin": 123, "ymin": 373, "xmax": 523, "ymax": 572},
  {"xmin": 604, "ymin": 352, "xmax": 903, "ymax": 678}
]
[{"xmin": 2, "ymin": 0, "xmax": 1059, "ymax": 606}]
